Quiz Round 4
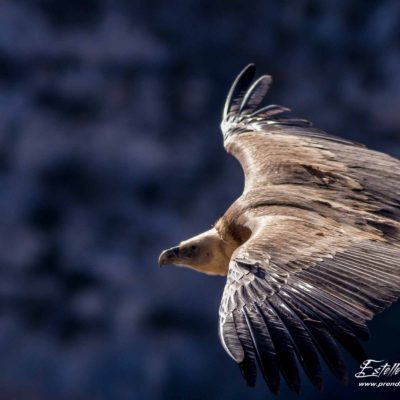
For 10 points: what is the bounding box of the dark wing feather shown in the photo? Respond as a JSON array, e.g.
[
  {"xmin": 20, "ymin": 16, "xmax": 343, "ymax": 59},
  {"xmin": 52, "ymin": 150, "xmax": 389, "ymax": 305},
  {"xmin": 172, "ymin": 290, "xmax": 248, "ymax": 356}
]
[
  {"xmin": 269, "ymin": 294, "xmax": 323, "ymax": 391},
  {"xmin": 243, "ymin": 307, "xmax": 280, "ymax": 394},
  {"xmin": 257, "ymin": 300, "xmax": 301, "ymax": 394},
  {"xmin": 223, "ymin": 64, "xmax": 256, "ymax": 119},
  {"xmin": 233, "ymin": 310, "xmax": 257, "ymax": 387},
  {"xmin": 239, "ymin": 75, "xmax": 272, "ymax": 113},
  {"xmin": 251, "ymin": 104, "xmax": 291, "ymax": 117}
]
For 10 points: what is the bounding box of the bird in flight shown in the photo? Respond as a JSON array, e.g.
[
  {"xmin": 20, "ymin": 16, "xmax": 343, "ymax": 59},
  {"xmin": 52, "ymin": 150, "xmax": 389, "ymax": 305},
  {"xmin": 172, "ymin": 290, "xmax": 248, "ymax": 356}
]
[{"xmin": 158, "ymin": 64, "xmax": 400, "ymax": 394}]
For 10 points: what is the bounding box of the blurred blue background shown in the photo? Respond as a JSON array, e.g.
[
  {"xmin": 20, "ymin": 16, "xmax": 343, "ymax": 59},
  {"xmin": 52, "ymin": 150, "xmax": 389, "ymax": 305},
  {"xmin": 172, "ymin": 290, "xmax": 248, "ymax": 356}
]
[{"xmin": 0, "ymin": 0, "xmax": 400, "ymax": 399}]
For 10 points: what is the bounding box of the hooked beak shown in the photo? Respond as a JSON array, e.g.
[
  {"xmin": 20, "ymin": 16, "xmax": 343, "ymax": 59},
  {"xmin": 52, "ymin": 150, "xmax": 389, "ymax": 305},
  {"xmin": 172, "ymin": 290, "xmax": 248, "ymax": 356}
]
[{"xmin": 158, "ymin": 246, "xmax": 180, "ymax": 266}]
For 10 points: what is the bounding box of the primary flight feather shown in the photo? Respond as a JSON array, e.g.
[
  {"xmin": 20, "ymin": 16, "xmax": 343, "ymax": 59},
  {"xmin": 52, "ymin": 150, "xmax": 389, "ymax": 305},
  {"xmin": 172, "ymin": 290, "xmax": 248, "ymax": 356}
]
[{"xmin": 158, "ymin": 64, "xmax": 400, "ymax": 394}]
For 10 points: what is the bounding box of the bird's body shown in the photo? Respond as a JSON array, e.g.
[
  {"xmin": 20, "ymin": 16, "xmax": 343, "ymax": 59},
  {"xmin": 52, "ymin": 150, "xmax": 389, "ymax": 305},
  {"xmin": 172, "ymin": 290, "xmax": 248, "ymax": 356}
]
[{"xmin": 159, "ymin": 65, "xmax": 400, "ymax": 394}]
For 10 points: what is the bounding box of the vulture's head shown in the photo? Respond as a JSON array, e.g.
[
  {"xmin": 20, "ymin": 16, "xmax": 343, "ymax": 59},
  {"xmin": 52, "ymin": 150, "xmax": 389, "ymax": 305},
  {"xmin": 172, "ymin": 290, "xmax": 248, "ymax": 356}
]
[{"xmin": 158, "ymin": 228, "xmax": 236, "ymax": 275}]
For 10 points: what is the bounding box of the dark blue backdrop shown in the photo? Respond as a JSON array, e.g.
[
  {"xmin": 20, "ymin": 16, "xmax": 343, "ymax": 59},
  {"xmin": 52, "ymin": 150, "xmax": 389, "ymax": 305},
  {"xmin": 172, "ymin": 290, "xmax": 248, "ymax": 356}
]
[{"xmin": 0, "ymin": 0, "xmax": 399, "ymax": 399}]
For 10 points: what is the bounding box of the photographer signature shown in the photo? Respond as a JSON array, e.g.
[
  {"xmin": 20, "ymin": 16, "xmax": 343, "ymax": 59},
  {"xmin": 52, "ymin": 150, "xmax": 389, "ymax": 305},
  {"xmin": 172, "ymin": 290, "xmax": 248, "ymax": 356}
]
[{"xmin": 355, "ymin": 359, "xmax": 400, "ymax": 379}]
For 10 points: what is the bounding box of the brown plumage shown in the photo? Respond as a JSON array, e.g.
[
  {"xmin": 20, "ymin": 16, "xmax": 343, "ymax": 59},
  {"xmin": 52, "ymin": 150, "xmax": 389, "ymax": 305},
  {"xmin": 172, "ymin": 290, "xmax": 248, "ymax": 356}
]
[{"xmin": 158, "ymin": 64, "xmax": 400, "ymax": 394}]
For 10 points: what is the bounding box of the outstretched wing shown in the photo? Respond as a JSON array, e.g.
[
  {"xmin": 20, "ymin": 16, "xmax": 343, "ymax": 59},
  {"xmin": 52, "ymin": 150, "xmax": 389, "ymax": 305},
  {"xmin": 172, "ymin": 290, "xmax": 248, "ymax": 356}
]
[
  {"xmin": 221, "ymin": 64, "xmax": 400, "ymax": 219},
  {"xmin": 219, "ymin": 212, "xmax": 400, "ymax": 394},
  {"xmin": 218, "ymin": 65, "xmax": 400, "ymax": 393}
]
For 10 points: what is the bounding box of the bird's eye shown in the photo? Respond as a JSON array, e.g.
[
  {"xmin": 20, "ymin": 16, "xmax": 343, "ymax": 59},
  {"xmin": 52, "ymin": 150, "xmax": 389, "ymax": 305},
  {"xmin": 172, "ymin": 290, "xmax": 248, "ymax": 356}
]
[{"xmin": 191, "ymin": 245, "xmax": 197, "ymax": 251}]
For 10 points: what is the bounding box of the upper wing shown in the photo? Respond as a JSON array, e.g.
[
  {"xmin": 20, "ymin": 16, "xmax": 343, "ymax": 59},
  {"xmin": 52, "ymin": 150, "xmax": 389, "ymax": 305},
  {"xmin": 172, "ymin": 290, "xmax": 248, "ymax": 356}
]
[
  {"xmin": 219, "ymin": 211, "xmax": 400, "ymax": 394},
  {"xmin": 220, "ymin": 65, "xmax": 400, "ymax": 220}
]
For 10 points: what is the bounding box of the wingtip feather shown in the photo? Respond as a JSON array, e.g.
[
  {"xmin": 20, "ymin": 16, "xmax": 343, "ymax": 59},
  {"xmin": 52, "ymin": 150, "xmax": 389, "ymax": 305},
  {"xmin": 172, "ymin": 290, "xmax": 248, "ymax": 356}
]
[{"xmin": 223, "ymin": 64, "xmax": 256, "ymax": 119}]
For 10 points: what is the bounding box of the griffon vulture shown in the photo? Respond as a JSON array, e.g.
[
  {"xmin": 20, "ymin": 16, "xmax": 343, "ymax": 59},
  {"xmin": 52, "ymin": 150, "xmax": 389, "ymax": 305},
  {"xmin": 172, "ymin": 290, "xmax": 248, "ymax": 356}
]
[{"xmin": 158, "ymin": 64, "xmax": 400, "ymax": 394}]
